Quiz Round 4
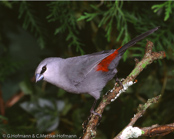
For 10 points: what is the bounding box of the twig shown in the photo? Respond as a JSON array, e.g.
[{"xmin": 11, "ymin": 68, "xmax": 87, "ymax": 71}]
[
  {"xmin": 114, "ymin": 95, "xmax": 161, "ymax": 139},
  {"xmin": 81, "ymin": 41, "xmax": 166, "ymax": 139},
  {"xmin": 128, "ymin": 95, "xmax": 161, "ymax": 127},
  {"xmin": 5, "ymin": 91, "xmax": 24, "ymax": 108},
  {"xmin": 141, "ymin": 123, "xmax": 174, "ymax": 137},
  {"xmin": 114, "ymin": 122, "xmax": 174, "ymax": 139}
]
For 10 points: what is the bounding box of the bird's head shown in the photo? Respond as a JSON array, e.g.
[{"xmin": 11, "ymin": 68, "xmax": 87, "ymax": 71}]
[{"xmin": 35, "ymin": 57, "xmax": 60, "ymax": 83}]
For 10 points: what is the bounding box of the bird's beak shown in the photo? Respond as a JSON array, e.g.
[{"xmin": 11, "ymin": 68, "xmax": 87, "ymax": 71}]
[{"xmin": 35, "ymin": 73, "xmax": 44, "ymax": 82}]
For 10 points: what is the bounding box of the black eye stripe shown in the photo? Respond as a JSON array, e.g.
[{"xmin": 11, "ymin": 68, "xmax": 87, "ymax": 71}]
[{"xmin": 40, "ymin": 65, "xmax": 47, "ymax": 74}]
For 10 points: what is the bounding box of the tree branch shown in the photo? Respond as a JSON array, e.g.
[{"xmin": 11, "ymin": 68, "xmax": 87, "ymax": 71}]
[
  {"xmin": 141, "ymin": 123, "xmax": 174, "ymax": 137},
  {"xmin": 81, "ymin": 41, "xmax": 166, "ymax": 139},
  {"xmin": 114, "ymin": 95, "xmax": 174, "ymax": 139},
  {"xmin": 114, "ymin": 95, "xmax": 161, "ymax": 139}
]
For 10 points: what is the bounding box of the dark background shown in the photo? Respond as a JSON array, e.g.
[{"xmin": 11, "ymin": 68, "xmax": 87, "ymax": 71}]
[{"xmin": 0, "ymin": 1, "xmax": 174, "ymax": 139}]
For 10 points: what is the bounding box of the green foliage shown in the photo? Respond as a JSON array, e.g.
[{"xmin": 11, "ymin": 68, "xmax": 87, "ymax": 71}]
[
  {"xmin": 152, "ymin": 1, "xmax": 174, "ymax": 21},
  {"xmin": 1, "ymin": 1, "xmax": 13, "ymax": 9},
  {"xmin": 78, "ymin": 1, "xmax": 129, "ymax": 44},
  {"xmin": 47, "ymin": 1, "xmax": 84, "ymax": 54},
  {"xmin": 77, "ymin": 1, "xmax": 174, "ymax": 61},
  {"xmin": 78, "ymin": 1, "xmax": 131, "ymax": 61},
  {"xmin": 0, "ymin": 58, "xmax": 22, "ymax": 82},
  {"xmin": 18, "ymin": 1, "xmax": 46, "ymax": 49}
]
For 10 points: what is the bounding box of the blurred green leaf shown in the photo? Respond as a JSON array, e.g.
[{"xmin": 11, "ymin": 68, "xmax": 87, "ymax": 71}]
[
  {"xmin": 61, "ymin": 101, "xmax": 72, "ymax": 116},
  {"xmin": 19, "ymin": 81, "xmax": 32, "ymax": 95},
  {"xmin": 0, "ymin": 115, "xmax": 8, "ymax": 121},
  {"xmin": 1, "ymin": 1, "xmax": 13, "ymax": 8},
  {"xmin": 20, "ymin": 98, "xmax": 64, "ymax": 132}
]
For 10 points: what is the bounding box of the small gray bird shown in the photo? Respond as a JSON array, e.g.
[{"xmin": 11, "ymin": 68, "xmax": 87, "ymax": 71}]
[{"xmin": 35, "ymin": 27, "xmax": 159, "ymax": 116}]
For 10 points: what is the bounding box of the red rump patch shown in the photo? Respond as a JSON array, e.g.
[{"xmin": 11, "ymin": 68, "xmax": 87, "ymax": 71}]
[{"xmin": 96, "ymin": 46, "xmax": 122, "ymax": 72}]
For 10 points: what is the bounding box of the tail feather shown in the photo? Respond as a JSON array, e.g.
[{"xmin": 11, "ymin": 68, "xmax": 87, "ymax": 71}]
[{"xmin": 118, "ymin": 27, "xmax": 159, "ymax": 55}]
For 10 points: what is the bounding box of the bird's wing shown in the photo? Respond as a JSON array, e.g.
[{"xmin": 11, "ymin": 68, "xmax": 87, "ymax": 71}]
[
  {"xmin": 65, "ymin": 27, "xmax": 159, "ymax": 86},
  {"xmin": 65, "ymin": 50, "xmax": 115, "ymax": 86}
]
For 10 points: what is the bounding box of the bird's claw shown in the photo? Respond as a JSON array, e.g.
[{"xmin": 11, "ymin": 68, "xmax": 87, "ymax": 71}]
[{"xmin": 115, "ymin": 77, "xmax": 124, "ymax": 88}]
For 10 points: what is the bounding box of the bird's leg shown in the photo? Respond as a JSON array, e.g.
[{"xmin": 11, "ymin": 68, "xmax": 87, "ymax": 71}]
[
  {"xmin": 87, "ymin": 99, "xmax": 102, "ymax": 122},
  {"xmin": 90, "ymin": 99, "xmax": 102, "ymax": 117},
  {"xmin": 83, "ymin": 99, "xmax": 102, "ymax": 131}
]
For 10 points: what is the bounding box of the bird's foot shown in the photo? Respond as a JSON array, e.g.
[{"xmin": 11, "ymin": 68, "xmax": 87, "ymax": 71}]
[
  {"xmin": 90, "ymin": 110, "xmax": 102, "ymax": 118},
  {"xmin": 115, "ymin": 77, "xmax": 124, "ymax": 88},
  {"xmin": 90, "ymin": 110, "xmax": 102, "ymax": 126}
]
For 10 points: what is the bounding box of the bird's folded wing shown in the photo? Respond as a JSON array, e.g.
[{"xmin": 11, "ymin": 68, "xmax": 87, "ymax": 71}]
[{"xmin": 65, "ymin": 50, "xmax": 115, "ymax": 86}]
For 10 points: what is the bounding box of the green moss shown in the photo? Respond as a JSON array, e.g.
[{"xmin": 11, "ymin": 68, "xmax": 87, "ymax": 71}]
[
  {"xmin": 142, "ymin": 63, "xmax": 146, "ymax": 68},
  {"xmin": 141, "ymin": 130, "xmax": 145, "ymax": 134}
]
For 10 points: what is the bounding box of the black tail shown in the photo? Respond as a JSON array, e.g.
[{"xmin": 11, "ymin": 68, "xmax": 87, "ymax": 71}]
[{"xmin": 118, "ymin": 27, "xmax": 159, "ymax": 55}]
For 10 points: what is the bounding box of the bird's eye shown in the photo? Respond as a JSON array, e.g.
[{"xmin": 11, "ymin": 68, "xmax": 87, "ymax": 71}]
[{"xmin": 40, "ymin": 65, "xmax": 47, "ymax": 74}]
